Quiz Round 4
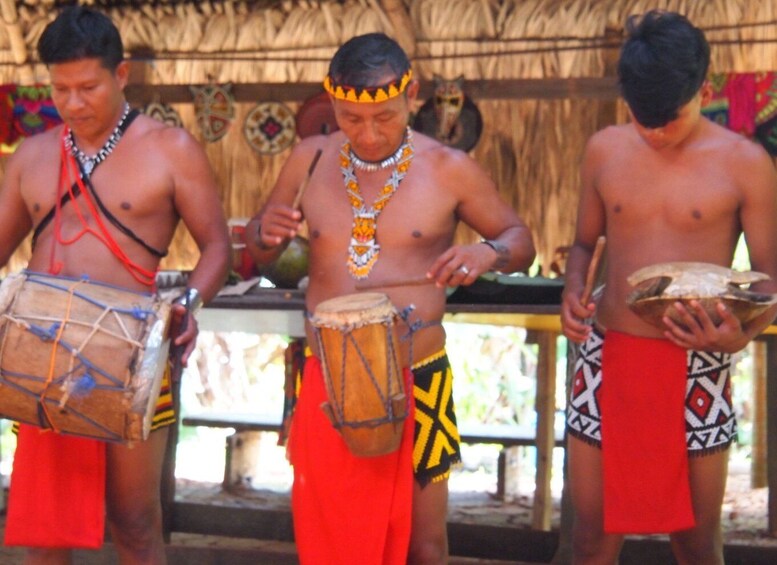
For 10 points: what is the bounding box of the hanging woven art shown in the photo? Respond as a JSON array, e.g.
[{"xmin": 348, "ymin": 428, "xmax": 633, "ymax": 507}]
[
  {"xmin": 141, "ymin": 100, "xmax": 183, "ymax": 128},
  {"xmin": 190, "ymin": 83, "xmax": 234, "ymax": 142},
  {"xmin": 243, "ymin": 101, "xmax": 296, "ymax": 154},
  {"xmin": 755, "ymin": 72, "xmax": 777, "ymax": 156},
  {"xmin": 12, "ymin": 85, "xmax": 62, "ymax": 138}
]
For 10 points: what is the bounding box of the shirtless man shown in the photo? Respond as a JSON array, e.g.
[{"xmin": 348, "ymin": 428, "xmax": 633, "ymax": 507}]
[
  {"xmin": 246, "ymin": 33, "xmax": 535, "ymax": 565},
  {"xmin": 0, "ymin": 6, "xmax": 230, "ymax": 564},
  {"xmin": 561, "ymin": 11, "xmax": 777, "ymax": 565}
]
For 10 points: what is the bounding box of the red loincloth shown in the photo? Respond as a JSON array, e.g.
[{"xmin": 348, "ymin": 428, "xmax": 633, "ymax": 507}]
[
  {"xmin": 289, "ymin": 356, "xmax": 414, "ymax": 565},
  {"xmin": 600, "ymin": 331, "xmax": 695, "ymax": 534},
  {"xmin": 5, "ymin": 424, "xmax": 105, "ymax": 548}
]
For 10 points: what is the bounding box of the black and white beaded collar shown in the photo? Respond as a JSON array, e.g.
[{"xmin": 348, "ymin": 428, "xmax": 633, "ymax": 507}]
[{"xmin": 64, "ymin": 102, "xmax": 132, "ymax": 177}]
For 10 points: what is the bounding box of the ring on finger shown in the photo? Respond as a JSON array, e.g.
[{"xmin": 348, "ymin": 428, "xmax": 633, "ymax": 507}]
[{"xmin": 459, "ymin": 265, "xmax": 470, "ymax": 275}]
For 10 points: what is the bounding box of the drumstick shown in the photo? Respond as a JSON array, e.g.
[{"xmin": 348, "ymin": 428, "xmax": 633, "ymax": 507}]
[
  {"xmin": 292, "ymin": 148, "xmax": 323, "ymax": 209},
  {"xmin": 354, "ymin": 275, "xmax": 435, "ymax": 291},
  {"xmin": 581, "ymin": 235, "xmax": 606, "ymax": 306}
]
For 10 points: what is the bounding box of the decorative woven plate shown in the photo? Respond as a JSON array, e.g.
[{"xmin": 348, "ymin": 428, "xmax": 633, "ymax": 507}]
[{"xmin": 244, "ymin": 101, "xmax": 297, "ymax": 154}]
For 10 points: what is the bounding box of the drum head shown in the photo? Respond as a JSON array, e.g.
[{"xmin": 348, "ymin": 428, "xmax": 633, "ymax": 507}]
[{"xmin": 312, "ymin": 292, "xmax": 396, "ymax": 328}]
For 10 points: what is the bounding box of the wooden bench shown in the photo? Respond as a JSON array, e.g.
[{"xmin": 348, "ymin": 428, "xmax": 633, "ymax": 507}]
[{"xmin": 182, "ymin": 411, "xmax": 565, "ymax": 497}]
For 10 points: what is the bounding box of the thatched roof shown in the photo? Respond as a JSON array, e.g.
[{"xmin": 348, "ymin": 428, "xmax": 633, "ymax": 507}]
[{"xmin": 2, "ymin": 0, "xmax": 777, "ymax": 275}]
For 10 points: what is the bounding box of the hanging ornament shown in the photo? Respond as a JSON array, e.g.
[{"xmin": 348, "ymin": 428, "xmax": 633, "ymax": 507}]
[
  {"xmin": 12, "ymin": 84, "xmax": 62, "ymax": 139},
  {"xmin": 190, "ymin": 82, "xmax": 234, "ymax": 142},
  {"xmin": 412, "ymin": 74, "xmax": 483, "ymax": 152},
  {"xmin": 296, "ymin": 91, "xmax": 339, "ymax": 138},
  {"xmin": 141, "ymin": 100, "xmax": 183, "ymax": 128},
  {"xmin": 243, "ymin": 101, "xmax": 296, "ymax": 154}
]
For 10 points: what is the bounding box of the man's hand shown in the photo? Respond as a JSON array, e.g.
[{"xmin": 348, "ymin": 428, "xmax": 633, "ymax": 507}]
[
  {"xmin": 170, "ymin": 303, "xmax": 199, "ymax": 372},
  {"xmin": 426, "ymin": 243, "xmax": 499, "ymax": 287},
  {"xmin": 255, "ymin": 204, "xmax": 302, "ymax": 250},
  {"xmin": 662, "ymin": 299, "xmax": 749, "ymax": 353},
  {"xmin": 561, "ymin": 286, "xmax": 595, "ymax": 344}
]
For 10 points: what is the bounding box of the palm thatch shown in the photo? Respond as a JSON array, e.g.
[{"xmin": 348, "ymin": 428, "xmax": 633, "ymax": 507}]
[{"xmin": 2, "ymin": 0, "xmax": 777, "ymax": 275}]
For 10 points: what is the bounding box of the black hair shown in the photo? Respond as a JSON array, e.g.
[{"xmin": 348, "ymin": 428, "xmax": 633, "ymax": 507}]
[
  {"xmin": 38, "ymin": 5, "xmax": 123, "ymax": 70},
  {"xmin": 618, "ymin": 10, "xmax": 710, "ymax": 128},
  {"xmin": 327, "ymin": 33, "xmax": 410, "ymax": 88}
]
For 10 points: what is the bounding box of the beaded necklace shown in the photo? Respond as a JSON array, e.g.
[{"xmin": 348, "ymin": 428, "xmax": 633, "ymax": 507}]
[
  {"xmin": 348, "ymin": 135, "xmax": 409, "ymax": 173},
  {"xmin": 341, "ymin": 127, "xmax": 414, "ymax": 279},
  {"xmin": 64, "ymin": 102, "xmax": 131, "ymax": 177}
]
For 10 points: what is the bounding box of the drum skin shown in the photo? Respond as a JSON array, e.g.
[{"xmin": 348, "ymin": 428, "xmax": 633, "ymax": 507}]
[
  {"xmin": 0, "ymin": 271, "xmax": 171, "ymax": 442},
  {"xmin": 311, "ymin": 292, "xmax": 407, "ymax": 457}
]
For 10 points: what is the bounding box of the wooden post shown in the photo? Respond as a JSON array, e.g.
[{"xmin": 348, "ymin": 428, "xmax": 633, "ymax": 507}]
[
  {"xmin": 752, "ymin": 340, "xmax": 767, "ymax": 488},
  {"xmin": 766, "ymin": 336, "xmax": 777, "ymax": 535},
  {"xmin": 160, "ymin": 376, "xmax": 182, "ymax": 542},
  {"xmin": 532, "ymin": 331, "xmax": 558, "ymax": 530}
]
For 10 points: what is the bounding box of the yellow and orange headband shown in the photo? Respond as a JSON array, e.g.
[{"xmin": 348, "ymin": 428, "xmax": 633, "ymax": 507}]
[{"xmin": 323, "ymin": 69, "xmax": 413, "ymax": 103}]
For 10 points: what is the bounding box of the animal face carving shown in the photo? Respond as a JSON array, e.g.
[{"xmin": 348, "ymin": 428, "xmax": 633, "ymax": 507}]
[{"xmin": 433, "ymin": 74, "xmax": 465, "ymax": 143}]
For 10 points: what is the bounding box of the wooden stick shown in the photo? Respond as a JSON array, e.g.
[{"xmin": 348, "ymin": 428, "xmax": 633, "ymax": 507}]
[
  {"xmin": 292, "ymin": 148, "xmax": 323, "ymax": 209},
  {"xmin": 354, "ymin": 275, "xmax": 435, "ymax": 291},
  {"xmin": 581, "ymin": 236, "xmax": 606, "ymax": 305}
]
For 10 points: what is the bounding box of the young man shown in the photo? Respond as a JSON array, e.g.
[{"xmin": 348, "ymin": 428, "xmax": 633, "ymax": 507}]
[
  {"xmin": 246, "ymin": 33, "xmax": 535, "ymax": 565},
  {"xmin": 0, "ymin": 6, "xmax": 230, "ymax": 564},
  {"xmin": 561, "ymin": 11, "xmax": 777, "ymax": 565}
]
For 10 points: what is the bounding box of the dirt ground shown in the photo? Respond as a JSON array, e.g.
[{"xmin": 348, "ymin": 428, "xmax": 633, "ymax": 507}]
[{"xmin": 0, "ymin": 458, "xmax": 773, "ymax": 564}]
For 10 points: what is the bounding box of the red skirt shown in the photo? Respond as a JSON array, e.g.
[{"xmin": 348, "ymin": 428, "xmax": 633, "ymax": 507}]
[
  {"xmin": 289, "ymin": 356, "xmax": 414, "ymax": 565},
  {"xmin": 601, "ymin": 331, "xmax": 695, "ymax": 534}
]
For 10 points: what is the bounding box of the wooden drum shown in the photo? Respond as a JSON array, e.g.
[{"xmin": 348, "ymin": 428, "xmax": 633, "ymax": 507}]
[
  {"xmin": 0, "ymin": 271, "xmax": 171, "ymax": 442},
  {"xmin": 310, "ymin": 292, "xmax": 408, "ymax": 457}
]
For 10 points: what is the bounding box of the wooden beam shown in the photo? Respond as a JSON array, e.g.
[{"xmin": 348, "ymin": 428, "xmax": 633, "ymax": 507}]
[{"xmin": 125, "ymin": 77, "xmax": 620, "ymax": 105}]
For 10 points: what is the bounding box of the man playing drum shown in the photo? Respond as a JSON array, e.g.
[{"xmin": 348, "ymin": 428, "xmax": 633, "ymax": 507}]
[
  {"xmin": 561, "ymin": 11, "xmax": 777, "ymax": 565},
  {"xmin": 0, "ymin": 6, "xmax": 230, "ymax": 564},
  {"xmin": 246, "ymin": 33, "xmax": 536, "ymax": 565}
]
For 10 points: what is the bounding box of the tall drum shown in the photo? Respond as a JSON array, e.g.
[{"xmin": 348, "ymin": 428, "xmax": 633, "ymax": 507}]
[{"xmin": 310, "ymin": 292, "xmax": 408, "ymax": 457}]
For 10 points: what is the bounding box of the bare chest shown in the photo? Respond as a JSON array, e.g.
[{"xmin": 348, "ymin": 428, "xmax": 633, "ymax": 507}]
[
  {"xmin": 598, "ymin": 158, "xmax": 740, "ymax": 230},
  {"xmin": 303, "ymin": 169, "xmax": 458, "ymax": 251}
]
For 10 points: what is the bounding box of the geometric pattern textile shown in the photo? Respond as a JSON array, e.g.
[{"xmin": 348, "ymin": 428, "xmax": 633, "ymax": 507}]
[
  {"xmin": 685, "ymin": 350, "xmax": 737, "ymax": 454},
  {"xmin": 567, "ymin": 327, "xmax": 737, "ymax": 456},
  {"xmin": 412, "ymin": 351, "xmax": 462, "ymax": 487}
]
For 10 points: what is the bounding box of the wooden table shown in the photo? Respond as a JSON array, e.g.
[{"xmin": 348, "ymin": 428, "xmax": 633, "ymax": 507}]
[
  {"xmin": 165, "ymin": 288, "xmax": 563, "ymax": 533},
  {"xmin": 167, "ymin": 287, "xmax": 777, "ymax": 537}
]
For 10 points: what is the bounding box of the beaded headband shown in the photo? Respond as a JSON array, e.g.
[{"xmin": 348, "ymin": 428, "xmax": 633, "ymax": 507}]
[{"xmin": 323, "ymin": 69, "xmax": 413, "ymax": 103}]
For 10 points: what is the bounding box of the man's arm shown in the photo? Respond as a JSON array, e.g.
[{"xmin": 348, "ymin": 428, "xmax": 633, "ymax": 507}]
[
  {"xmin": 426, "ymin": 147, "xmax": 536, "ymax": 283},
  {"xmin": 560, "ymin": 134, "xmax": 607, "ymax": 343},
  {"xmin": 665, "ymin": 138, "xmax": 777, "ymax": 353},
  {"xmin": 166, "ymin": 128, "xmax": 231, "ymax": 303},
  {"xmin": 0, "ymin": 140, "xmax": 36, "ymax": 268},
  {"xmin": 244, "ymin": 139, "xmax": 322, "ymax": 268}
]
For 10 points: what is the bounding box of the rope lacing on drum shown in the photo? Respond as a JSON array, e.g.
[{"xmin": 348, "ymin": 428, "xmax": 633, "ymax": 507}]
[
  {"xmin": 312, "ymin": 315, "xmax": 406, "ymax": 430},
  {"xmin": 397, "ymin": 304, "xmax": 441, "ymax": 368},
  {"xmin": 7, "ymin": 273, "xmax": 157, "ymax": 432},
  {"xmin": 39, "ymin": 277, "xmax": 87, "ymax": 431}
]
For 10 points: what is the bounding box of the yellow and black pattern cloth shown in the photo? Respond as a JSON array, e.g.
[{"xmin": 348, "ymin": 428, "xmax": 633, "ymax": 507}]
[
  {"xmin": 150, "ymin": 365, "xmax": 176, "ymax": 431},
  {"xmin": 412, "ymin": 350, "xmax": 461, "ymax": 487}
]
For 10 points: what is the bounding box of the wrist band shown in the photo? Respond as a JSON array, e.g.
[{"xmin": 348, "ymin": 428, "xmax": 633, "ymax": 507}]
[{"xmin": 174, "ymin": 287, "xmax": 203, "ymax": 315}]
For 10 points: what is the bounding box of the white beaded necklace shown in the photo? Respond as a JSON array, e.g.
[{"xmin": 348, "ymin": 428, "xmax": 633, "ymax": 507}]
[
  {"xmin": 348, "ymin": 128, "xmax": 411, "ymax": 173},
  {"xmin": 341, "ymin": 127, "xmax": 414, "ymax": 279},
  {"xmin": 64, "ymin": 102, "xmax": 131, "ymax": 177}
]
